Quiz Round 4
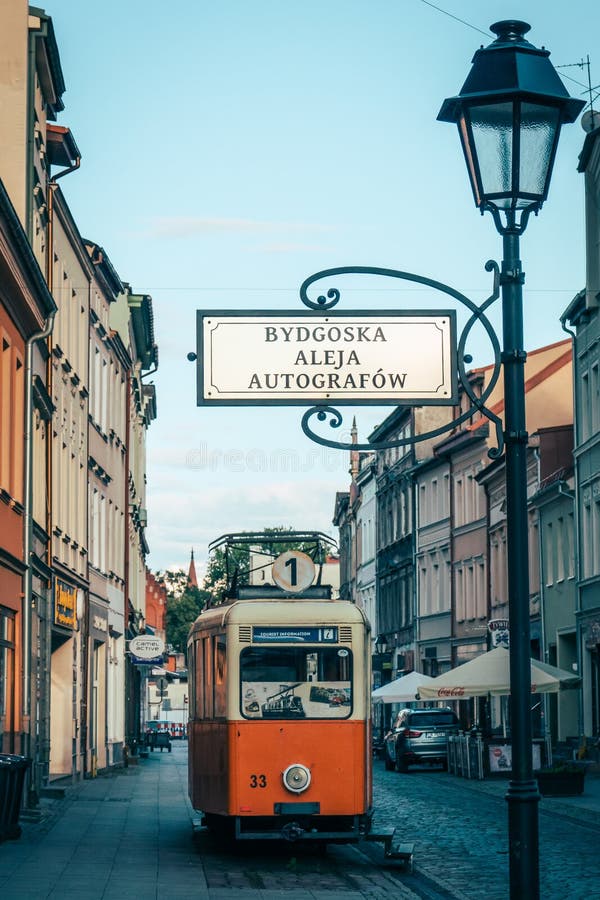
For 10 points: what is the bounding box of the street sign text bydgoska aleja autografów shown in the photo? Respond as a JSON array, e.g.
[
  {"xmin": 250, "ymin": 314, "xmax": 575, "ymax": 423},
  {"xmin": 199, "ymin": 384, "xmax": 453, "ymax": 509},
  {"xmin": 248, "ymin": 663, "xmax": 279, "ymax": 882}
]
[{"xmin": 196, "ymin": 310, "xmax": 457, "ymax": 406}]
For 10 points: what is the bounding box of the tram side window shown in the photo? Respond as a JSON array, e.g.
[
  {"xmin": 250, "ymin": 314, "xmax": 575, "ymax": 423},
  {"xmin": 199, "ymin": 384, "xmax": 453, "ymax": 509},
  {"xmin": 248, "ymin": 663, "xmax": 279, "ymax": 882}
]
[
  {"xmin": 195, "ymin": 639, "xmax": 204, "ymax": 719},
  {"xmin": 189, "ymin": 642, "xmax": 196, "ymax": 714},
  {"xmin": 203, "ymin": 636, "xmax": 213, "ymax": 719},
  {"xmin": 214, "ymin": 634, "xmax": 226, "ymax": 718},
  {"xmin": 240, "ymin": 646, "xmax": 352, "ymax": 720}
]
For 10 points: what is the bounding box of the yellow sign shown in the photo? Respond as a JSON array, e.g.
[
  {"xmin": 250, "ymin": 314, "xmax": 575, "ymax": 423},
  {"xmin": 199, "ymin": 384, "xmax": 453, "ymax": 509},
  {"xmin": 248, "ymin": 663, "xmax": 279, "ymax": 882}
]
[{"xmin": 55, "ymin": 580, "xmax": 76, "ymax": 629}]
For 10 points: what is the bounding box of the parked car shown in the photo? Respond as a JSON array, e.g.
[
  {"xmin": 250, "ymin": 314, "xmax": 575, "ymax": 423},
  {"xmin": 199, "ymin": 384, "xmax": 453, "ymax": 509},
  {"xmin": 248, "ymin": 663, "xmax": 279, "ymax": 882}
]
[
  {"xmin": 383, "ymin": 709, "xmax": 411, "ymax": 770},
  {"xmin": 384, "ymin": 707, "xmax": 459, "ymax": 772}
]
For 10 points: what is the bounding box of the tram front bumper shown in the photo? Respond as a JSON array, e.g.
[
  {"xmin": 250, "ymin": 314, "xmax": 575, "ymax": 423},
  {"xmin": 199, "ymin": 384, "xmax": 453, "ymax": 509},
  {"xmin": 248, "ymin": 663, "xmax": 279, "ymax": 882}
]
[{"xmin": 234, "ymin": 811, "xmax": 370, "ymax": 842}]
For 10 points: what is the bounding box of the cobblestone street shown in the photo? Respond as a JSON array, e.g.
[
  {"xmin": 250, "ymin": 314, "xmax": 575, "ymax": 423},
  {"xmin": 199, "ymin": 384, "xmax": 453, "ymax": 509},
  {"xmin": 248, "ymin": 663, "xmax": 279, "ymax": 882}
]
[
  {"xmin": 1, "ymin": 744, "xmax": 599, "ymax": 899},
  {"xmin": 373, "ymin": 758, "xmax": 600, "ymax": 900}
]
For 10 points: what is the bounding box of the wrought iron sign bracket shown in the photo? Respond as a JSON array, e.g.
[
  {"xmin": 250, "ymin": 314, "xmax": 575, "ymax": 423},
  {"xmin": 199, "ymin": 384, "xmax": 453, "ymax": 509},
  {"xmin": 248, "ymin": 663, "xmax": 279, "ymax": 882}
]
[{"xmin": 298, "ymin": 263, "xmax": 505, "ymax": 460}]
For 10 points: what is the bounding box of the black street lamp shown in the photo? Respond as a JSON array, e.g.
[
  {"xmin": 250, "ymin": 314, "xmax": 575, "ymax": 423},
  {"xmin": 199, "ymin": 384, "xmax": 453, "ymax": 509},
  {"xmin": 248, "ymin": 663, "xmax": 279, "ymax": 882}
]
[
  {"xmin": 439, "ymin": 21, "xmax": 584, "ymax": 900},
  {"xmin": 374, "ymin": 634, "xmax": 388, "ymax": 657},
  {"xmin": 373, "ymin": 634, "xmax": 389, "ymax": 747}
]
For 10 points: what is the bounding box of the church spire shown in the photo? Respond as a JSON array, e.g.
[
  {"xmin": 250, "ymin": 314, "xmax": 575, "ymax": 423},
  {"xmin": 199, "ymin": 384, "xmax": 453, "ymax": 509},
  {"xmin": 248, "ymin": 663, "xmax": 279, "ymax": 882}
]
[{"xmin": 188, "ymin": 548, "xmax": 198, "ymax": 588}]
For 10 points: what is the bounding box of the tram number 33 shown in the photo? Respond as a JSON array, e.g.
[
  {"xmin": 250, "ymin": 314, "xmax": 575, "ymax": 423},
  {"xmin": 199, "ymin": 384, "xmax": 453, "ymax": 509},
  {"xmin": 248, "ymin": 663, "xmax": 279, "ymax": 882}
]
[{"xmin": 250, "ymin": 774, "xmax": 267, "ymax": 788}]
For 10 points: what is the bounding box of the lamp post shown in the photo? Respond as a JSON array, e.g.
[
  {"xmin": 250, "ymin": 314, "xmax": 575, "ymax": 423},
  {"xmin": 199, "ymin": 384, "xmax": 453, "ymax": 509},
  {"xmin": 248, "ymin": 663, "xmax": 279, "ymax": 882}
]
[
  {"xmin": 374, "ymin": 634, "xmax": 388, "ymax": 657},
  {"xmin": 374, "ymin": 634, "xmax": 389, "ymax": 744},
  {"xmin": 439, "ymin": 21, "xmax": 584, "ymax": 900}
]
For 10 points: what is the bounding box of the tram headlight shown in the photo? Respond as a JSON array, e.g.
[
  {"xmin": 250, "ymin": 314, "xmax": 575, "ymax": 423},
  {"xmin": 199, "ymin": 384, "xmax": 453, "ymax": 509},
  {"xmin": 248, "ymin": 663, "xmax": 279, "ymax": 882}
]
[{"xmin": 282, "ymin": 763, "xmax": 311, "ymax": 794}]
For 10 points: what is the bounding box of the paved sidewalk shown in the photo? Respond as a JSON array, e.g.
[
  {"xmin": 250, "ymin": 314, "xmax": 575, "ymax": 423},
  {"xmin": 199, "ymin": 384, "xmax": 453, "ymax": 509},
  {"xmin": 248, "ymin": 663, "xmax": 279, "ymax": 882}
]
[{"xmin": 0, "ymin": 745, "xmax": 203, "ymax": 900}]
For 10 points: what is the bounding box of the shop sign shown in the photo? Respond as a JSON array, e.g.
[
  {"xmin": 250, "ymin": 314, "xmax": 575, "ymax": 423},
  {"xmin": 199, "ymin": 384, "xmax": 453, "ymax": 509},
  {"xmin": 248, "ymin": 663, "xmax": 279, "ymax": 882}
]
[
  {"xmin": 54, "ymin": 580, "xmax": 76, "ymax": 629},
  {"xmin": 129, "ymin": 635, "xmax": 165, "ymax": 664},
  {"xmin": 197, "ymin": 311, "xmax": 457, "ymax": 406},
  {"xmin": 90, "ymin": 602, "xmax": 108, "ymax": 642},
  {"xmin": 488, "ymin": 619, "xmax": 510, "ymax": 649}
]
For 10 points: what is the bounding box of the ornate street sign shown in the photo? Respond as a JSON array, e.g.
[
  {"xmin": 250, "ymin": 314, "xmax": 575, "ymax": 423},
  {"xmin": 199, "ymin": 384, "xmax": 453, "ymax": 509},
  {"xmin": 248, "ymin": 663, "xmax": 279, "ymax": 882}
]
[
  {"xmin": 190, "ymin": 262, "xmax": 504, "ymax": 456},
  {"xmin": 197, "ymin": 310, "xmax": 457, "ymax": 406}
]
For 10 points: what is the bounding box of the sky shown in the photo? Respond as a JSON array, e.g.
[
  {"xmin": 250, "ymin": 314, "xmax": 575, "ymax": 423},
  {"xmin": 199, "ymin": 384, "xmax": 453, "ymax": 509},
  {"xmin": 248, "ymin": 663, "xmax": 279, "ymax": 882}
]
[{"xmin": 44, "ymin": 0, "xmax": 600, "ymax": 577}]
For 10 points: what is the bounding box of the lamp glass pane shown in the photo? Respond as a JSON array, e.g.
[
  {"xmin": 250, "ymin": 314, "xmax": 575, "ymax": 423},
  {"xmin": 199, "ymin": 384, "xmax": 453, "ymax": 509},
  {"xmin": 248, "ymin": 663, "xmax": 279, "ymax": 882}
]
[
  {"xmin": 519, "ymin": 102, "xmax": 561, "ymax": 199},
  {"xmin": 468, "ymin": 102, "xmax": 514, "ymax": 202}
]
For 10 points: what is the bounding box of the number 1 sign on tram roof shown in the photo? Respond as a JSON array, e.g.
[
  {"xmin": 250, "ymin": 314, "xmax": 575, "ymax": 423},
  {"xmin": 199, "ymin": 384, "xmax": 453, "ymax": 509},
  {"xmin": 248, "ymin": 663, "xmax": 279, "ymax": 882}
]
[{"xmin": 196, "ymin": 309, "xmax": 457, "ymax": 407}]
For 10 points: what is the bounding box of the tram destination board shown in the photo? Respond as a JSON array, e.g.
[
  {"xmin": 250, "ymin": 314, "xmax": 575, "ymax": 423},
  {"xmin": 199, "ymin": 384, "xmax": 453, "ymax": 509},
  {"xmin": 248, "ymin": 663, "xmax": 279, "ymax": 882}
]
[
  {"xmin": 252, "ymin": 627, "xmax": 339, "ymax": 643},
  {"xmin": 196, "ymin": 310, "xmax": 457, "ymax": 406}
]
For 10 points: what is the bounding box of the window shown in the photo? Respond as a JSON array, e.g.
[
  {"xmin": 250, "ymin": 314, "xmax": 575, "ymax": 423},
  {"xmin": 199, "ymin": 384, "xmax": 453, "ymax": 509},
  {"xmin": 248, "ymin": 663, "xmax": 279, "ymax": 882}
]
[
  {"xmin": 546, "ymin": 521, "xmax": 554, "ymax": 585},
  {"xmin": 455, "ymin": 477, "xmax": 464, "ymax": 526},
  {"xmin": 194, "ymin": 640, "xmax": 204, "ymax": 718},
  {"xmin": 214, "ymin": 635, "xmax": 226, "ymax": 718},
  {"xmin": 567, "ymin": 512, "xmax": 575, "ymax": 579},
  {"xmin": 556, "ymin": 517, "xmax": 565, "ymax": 582},
  {"xmin": 203, "ymin": 637, "xmax": 213, "ymax": 718},
  {"xmin": 455, "ymin": 567, "xmax": 465, "ymax": 622},
  {"xmin": 0, "ymin": 335, "xmax": 24, "ymax": 501},
  {"xmin": 581, "ymin": 371, "xmax": 590, "ymax": 442},
  {"xmin": 240, "ymin": 646, "xmax": 352, "ymax": 720},
  {"xmin": 188, "ymin": 643, "xmax": 196, "ymax": 714},
  {"xmin": 592, "ymin": 363, "xmax": 600, "ymax": 434},
  {"xmin": 594, "ymin": 489, "xmax": 600, "ymax": 576},
  {"xmin": 0, "ymin": 609, "xmax": 15, "ymax": 750},
  {"xmin": 431, "ymin": 478, "xmax": 438, "ymax": 521}
]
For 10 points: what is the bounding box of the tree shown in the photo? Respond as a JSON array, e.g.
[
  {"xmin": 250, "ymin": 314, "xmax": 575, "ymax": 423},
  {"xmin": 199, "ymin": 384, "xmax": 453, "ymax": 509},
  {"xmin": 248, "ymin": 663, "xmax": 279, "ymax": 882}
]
[
  {"xmin": 165, "ymin": 583, "xmax": 210, "ymax": 658},
  {"xmin": 155, "ymin": 568, "xmax": 189, "ymax": 599},
  {"xmin": 203, "ymin": 546, "xmax": 249, "ymax": 604}
]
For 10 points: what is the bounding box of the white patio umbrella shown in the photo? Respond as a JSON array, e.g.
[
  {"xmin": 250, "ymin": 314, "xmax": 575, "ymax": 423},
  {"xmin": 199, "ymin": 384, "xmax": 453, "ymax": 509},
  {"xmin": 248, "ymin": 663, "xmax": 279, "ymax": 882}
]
[
  {"xmin": 372, "ymin": 670, "xmax": 436, "ymax": 704},
  {"xmin": 416, "ymin": 646, "xmax": 580, "ymax": 700}
]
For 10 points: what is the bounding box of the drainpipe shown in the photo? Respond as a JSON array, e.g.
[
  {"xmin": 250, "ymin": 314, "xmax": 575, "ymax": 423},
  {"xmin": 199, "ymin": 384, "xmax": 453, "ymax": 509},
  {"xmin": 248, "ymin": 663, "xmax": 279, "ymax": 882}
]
[
  {"xmin": 23, "ymin": 310, "xmax": 56, "ymax": 792},
  {"xmin": 561, "ymin": 316, "xmax": 583, "ymax": 739},
  {"xmin": 124, "ymin": 370, "xmax": 131, "ymax": 747},
  {"xmin": 532, "ymin": 446, "xmax": 551, "ymax": 752},
  {"xmin": 533, "ymin": 448, "xmax": 546, "ymax": 661}
]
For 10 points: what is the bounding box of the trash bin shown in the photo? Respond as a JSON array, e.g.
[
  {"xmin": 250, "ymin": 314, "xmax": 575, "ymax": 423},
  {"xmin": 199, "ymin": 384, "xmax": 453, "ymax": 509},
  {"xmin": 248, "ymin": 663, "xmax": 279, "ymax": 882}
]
[
  {"xmin": 0, "ymin": 754, "xmax": 32, "ymax": 842},
  {"xmin": 148, "ymin": 732, "xmax": 171, "ymax": 753}
]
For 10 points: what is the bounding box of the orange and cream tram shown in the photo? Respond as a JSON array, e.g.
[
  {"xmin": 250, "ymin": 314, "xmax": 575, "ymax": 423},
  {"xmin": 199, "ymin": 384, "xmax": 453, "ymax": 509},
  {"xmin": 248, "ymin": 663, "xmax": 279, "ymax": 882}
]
[{"xmin": 187, "ymin": 532, "xmax": 393, "ymax": 847}]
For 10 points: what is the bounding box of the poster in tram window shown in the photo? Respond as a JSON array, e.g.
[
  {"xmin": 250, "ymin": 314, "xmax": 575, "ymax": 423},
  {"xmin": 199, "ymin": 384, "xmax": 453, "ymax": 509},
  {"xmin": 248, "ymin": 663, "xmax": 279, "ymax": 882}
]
[{"xmin": 240, "ymin": 646, "xmax": 352, "ymax": 719}]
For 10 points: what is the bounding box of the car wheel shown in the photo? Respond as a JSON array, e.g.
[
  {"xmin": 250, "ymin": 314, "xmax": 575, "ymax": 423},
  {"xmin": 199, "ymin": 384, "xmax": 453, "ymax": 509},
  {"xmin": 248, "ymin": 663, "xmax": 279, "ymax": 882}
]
[{"xmin": 396, "ymin": 754, "xmax": 409, "ymax": 773}]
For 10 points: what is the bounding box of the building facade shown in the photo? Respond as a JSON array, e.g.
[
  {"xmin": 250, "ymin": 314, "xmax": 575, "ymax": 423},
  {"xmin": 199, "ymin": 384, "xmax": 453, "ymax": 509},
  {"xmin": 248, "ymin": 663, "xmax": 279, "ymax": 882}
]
[
  {"xmin": 334, "ymin": 339, "xmax": 575, "ymax": 737},
  {"xmin": 0, "ymin": 3, "xmax": 158, "ymax": 802},
  {"xmin": 0, "ymin": 180, "xmax": 56, "ymax": 763},
  {"xmin": 355, "ymin": 452, "xmax": 377, "ymax": 627},
  {"xmin": 414, "ymin": 451, "xmax": 452, "ymax": 677},
  {"xmin": 85, "ymin": 240, "xmax": 130, "ymax": 772},
  {"xmin": 110, "ymin": 286, "xmax": 157, "ymax": 747},
  {"xmin": 563, "ymin": 123, "xmax": 600, "ymax": 739},
  {"xmin": 530, "ymin": 426, "xmax": 577, "ymax": 744}
]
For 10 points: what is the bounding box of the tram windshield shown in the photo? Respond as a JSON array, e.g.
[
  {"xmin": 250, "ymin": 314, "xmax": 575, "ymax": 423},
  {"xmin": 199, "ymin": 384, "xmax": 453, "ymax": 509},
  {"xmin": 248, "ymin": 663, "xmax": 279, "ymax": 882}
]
[{"xmin": 240, "ymin": 646, "xmax": 352, "ymax": 719}]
